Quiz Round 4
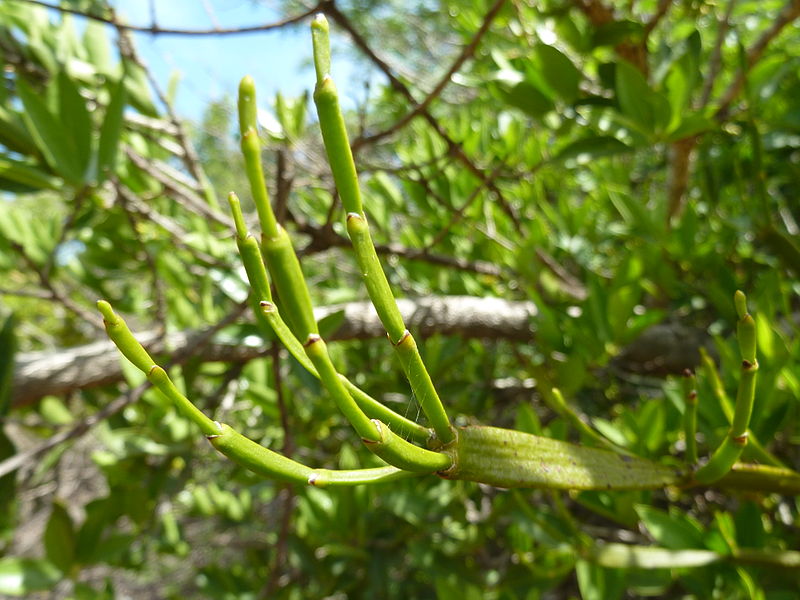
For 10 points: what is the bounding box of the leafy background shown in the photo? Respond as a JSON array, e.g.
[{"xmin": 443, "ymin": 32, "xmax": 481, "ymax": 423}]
[{"xmin": 1, "ymin": 0, "xmax": 799, "ymax": 598}]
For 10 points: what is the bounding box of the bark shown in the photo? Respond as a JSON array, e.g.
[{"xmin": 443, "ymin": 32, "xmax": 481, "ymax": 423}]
[{"xmin": 12, "ymin": 295, "xmax": 537, "ymax": 407}]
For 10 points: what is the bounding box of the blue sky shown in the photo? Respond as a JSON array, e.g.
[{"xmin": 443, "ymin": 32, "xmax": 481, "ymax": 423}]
[{"xmin": 114, "ymin": 0, "xmax": 362, "ymax": 122}]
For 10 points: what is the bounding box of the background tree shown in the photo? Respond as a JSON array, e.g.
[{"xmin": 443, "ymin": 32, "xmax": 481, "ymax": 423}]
[{"xmin": 1, "ymin": 0, "xmax": 800, "ymax": 598}]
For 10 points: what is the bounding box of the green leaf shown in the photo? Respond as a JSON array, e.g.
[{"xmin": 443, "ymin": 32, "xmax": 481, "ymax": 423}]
[
  {"xmin": 0, "ymin": 158, "xmax": 61, "ymax": 192},
  {"xmin": 82, "ymin": 20, "xmax": 115, "ymax": 76},
  {"xmin": 57, "ymin": 71, "xmax": 92, "ymax": 180},
  {"xmin": 591, "ymin": 20, "xmax": 644, "ymax": 48},
  {"xmin": 97, "ymin": 79, "xmax": 127, "ymax": 182},
  {"xmin": 500, "ymin": 81, "xmax": 553, "ymax": 118},
  {"xmin": 44, "ymin": 501, "xmax": 77, "ymax": 574},
  {"xmin": 0, "ymin": 429, "xmax": 16, "ymax": 531},
  {"xmin": 556, "ymin": 136, "xmax": 631, "ymax": 163},
  {"xmin": 123, "ymin": 60, "xmax": 158, "ymax": 116},
  {"xmin": 0, "ymin": 105, "xmax": 38, "ymax": 155},
  {"xmin": 17, "ymin": 79, "xmax": 83, "ymax": 183},
  {"xmin": 635, "ymin": 505, "xmax": 706, "ymax": 549},
  {"xmin": 576, "ymin": 559, "xmax": 626, "ymax": 600},
  {"xmin": 529, "ymin": 44, "xmax": 581, "ymax": 104},
  {"xmin": 0, "ymin": 558, "xmax": 61, "ymax": 596},
  {"xmin": 615, "ymin": 62, "xmax": 654, "ymax": 130}
]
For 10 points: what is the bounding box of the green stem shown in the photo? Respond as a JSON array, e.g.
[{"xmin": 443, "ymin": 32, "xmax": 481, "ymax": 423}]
[
  {"xmin": 699, "ymin": 347, "xmax": 782, "ymax": 467},
  {"xmin": 238, "ymin": 76, "xmax": 277, "ymax": 239},
  {"xmin": 303, "ymin": 335, "xmax": 451, "ymax": 471},
  {"xmin": 695, "ymin": 291, "xmax": 759, "ymax": 484},
  {"xmin": 310, "ymin": 17, "xmax": 453, "ymax": 444},
  {"xmin": 236, "ymin": 83, "xmax": 317, "ymax": 340},
  {"xmin": 681, "ymin": 370, "xmax": 698, "ymax": 464},
  {"xmin": 364, "ymin": 419, "xmax": 452, "ymax": 472},
  {"xmin": 97, "ymin": 301, "xmax": 218, "ymax": 436},
  {"xmin": 393, "ymin": 331, "xmax": 455, "ymax": 443},
  {"xmin": 257, "ymin": 301, "xmax": 429, "ymax": 442},
  {"xmin": 260, "ymin": 225, "xmax": 318, "ymax": 340},
  {"xmin": 208, "ymin": 422, "xmax": 420, "ymax": 487},
  {"xmin": 304, "ymin": 334, "xmax": 380, "ymax": 441}
]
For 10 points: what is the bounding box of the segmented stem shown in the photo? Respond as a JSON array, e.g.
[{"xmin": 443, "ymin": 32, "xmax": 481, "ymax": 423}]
[
  {"xmin": 695, "ymin": 291, "xmax": 759, "ymax": 484},
  {"xmin": 311, "ymin": 15, "xmax": 454, "ymax": 444},
  {"xmin": 97, "ymin": 301, "xmax": 220, "ymax": 436},
  {"xmin": 236, "ymin": 83, "xmax": 317, "ymax": 340}
]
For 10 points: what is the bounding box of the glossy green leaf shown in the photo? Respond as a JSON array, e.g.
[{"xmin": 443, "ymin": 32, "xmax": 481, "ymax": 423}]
[
  {"xmin": 0, "ymin": 314, "xmax": 15, "ymax": 417},
  {"xmin": 591, "ymin": 20, "xmax": 644, "ymax": 48},
  {"xmin": 82, "ymin": 19, "xmax": 114, "ymax": 76},
  {"xmin": 17, "ymin": 79, "xmax": 82, "ymax": 182},
  {"xmin": 0, "ymin": 558, "xmax": 61, "ymax": 596},
  {"xmin": 615, "ymin": 62, "xmax": 654, "ymax": 130},
  {"xmin": 635, "ymin": 505, "xmax": 706, "ymax": 550},
  {"xmin": 529, "ymin": 44, "xmax": 581, "ymax": 103},
  {"xmin": 556, "ymin": 136, "xmax": 631, "ymax": 163},
  {"xmin": 0, "ymin": 157, "xmax": 61, "ymax": 191},
  {"xmin": 501, "ymin": 81, "xmax": 553, "ymax": 118},
  {"xmin": 44, "ymin": 501, "xmax": 77, "ymax": 573},
  {"xmin": 57, "ymin": 71, "xmax": 92, "ymax": 180},
  {"xmin": 96, "ymin": 79, "xmax": 127, "ymax": 182}
]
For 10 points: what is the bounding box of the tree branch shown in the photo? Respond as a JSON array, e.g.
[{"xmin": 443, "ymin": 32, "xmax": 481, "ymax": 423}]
[
  {"xmin": 12, "ymin": 296, "xmax": 537, "ymax": 407},
  {"xmin": 353, "ymin": 0, "xmax": 506, "ymax": 148},
  {"xmin": 14, "ymin": 0, "xmax": 322, "ymax": 36}
]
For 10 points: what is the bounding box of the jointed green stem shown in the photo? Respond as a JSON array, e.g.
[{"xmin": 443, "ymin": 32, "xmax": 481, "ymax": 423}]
[
  {"xmin": 238, "ymin": 76, "xmax": 277, "ymax": 238},
  {"xmin": 304, "ymin": 333, "xmax": 450, "ymax": 471},
  {"xmin": 695, "ymin": 291, "xmax": 759, "ymax": 484},
  {"xmin": 98, "ymin": 301, "xmax": 425, "ymax": 487},
  {"xmin": 210, "ymin": 423, "xmax": 420, "ymax": 487},
  {"xmin": 97, "ymin": 301, "xmax": 220, "ymax": 437},
  {"xmin": 304, "ymin": 334, "xmax": 380, "ymax": 441},
  {"xmin": 699, "ymin": 347, "xmax": 781, "ymax": 467},
  {"xmin": 229, "ymin": 193, "xmax": 429, "ymax": 441},
  {"xmin": 236, "ymin": 84, "xmax": 317, "ymax": 341},
  {"xmin": 311, "ymin": 15, "xmax": 454, "ymax": 444},
  {"xmin": 681, "ymin": 370, "xmax": 698, "ymax": 464},
  {"xmin": 365, "ymin": 419, "xmax": 453, "ymax": 472}
]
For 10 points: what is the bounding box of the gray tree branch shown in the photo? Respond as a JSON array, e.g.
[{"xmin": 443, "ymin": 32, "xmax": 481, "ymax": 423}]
[{"xmin": 12, "ymin": 296, "xmax": 538, "ymax": 407}]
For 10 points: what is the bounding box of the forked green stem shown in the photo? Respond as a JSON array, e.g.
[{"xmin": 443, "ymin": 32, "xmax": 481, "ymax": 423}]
[
  {"xmin": 228, "ymin": 191, "xmax": 429, "ymax": 441},
  {"xmin": 236, "ymin": 84, "xmax": 318, "ymax": 340},
  {"xmin": 304, "ymin": 334, "xmax": 380, "ymax": 441},
  {"xmin": 681, "ymin": 370, "xmax": 698, "ymax": 464},
  {"xmin": 695, "ymin": 291, "xmax": 759, "ymax": 484},
  {"xmin": 98, "ymin": 301, "xmax": 424, "ymax": 487},
  {"xmin": 304, "ymin": 334, "xmax": 450, "ymax": 471},
  {"xmin": 311, "ymin": 16, "xmax": 454, "ymax": 444}
]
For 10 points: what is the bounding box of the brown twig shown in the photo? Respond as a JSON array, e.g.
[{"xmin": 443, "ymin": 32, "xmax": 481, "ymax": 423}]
[
  {"xmin": 9, "ymin": 241, "xmax": 103, "ymax": 332},
  {"xmin": 699, "ymin": 0, "xmax": 737, "ymax": 108},
  {"xmin": 124, "ymin": 148, "xmax": 231, "ymax": 227},
  {"xmin": 714, "ymin": 0, "xmax": 800, "ymax": 120},
  {"xmin": 353, "ymin": 0, "xmax": 507, "ymax": 148},
  {"xmin": 15, "ymin": 0, "xmax": 322, "ymax": 37},
  {"xmin": 323, "ymin": 1, "xmax": 521, "ymax": 232}
]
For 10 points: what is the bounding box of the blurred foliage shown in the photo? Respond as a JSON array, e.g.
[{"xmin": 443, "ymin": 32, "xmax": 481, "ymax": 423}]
[{"xmin": 1, "ymin": 0, "xmax": 799, "ymax": 598}]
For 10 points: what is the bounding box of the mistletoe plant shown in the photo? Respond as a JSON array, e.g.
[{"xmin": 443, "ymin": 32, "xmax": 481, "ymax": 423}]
[{"xmin": 97, "ymin": 16, "xmax": 800, "ymax": 499}]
